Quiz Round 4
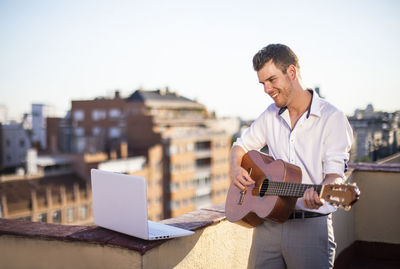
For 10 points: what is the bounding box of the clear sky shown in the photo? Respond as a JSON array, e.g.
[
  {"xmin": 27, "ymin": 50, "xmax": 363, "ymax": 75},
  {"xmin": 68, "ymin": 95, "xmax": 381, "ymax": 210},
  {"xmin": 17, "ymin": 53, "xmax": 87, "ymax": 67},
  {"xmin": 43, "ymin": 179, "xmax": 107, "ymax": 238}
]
[{"xmin": 1, "ymin": 0, "xmax": 399, "ymax": 121}]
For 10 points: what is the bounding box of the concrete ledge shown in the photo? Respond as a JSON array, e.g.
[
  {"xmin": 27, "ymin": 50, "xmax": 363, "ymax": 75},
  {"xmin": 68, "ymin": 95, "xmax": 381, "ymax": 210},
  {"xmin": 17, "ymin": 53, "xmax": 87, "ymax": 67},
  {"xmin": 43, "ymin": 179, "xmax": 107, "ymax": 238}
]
[
  {"xmin": 349, "ymin": 162, "xmax": 400, "ymax": 173},
  {"xmin": 0, "ymin": 203, "xmax": 254, "ymax": 269},
  {"xmin": 0, "ymin": 204, "xmax": 226, "ymax": 255}
]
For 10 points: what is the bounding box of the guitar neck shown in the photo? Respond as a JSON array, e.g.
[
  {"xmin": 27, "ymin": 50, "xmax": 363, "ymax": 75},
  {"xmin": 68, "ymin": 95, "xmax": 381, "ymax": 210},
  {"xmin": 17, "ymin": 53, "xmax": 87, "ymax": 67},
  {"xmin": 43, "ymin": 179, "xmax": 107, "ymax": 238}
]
[{"xmin": 261, "ymin": 180, "xmax": 322, "ymax": 198}]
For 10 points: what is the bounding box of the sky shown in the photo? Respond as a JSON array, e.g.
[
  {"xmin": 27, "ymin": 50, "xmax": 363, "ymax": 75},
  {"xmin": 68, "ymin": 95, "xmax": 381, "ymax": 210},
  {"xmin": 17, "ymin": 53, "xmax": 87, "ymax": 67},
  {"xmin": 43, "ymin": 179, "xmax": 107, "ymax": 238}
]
[{"xmin": 0, "ymin": 0, "xmax": 399, "ymax": 121}]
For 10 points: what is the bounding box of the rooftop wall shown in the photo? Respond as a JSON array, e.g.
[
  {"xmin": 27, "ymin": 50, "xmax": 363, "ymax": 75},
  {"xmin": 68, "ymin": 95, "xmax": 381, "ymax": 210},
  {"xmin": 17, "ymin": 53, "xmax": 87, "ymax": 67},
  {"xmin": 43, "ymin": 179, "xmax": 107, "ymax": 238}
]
[{"xmin": 0, "ymin": 167, "xmax": 399, "ymax": 268}]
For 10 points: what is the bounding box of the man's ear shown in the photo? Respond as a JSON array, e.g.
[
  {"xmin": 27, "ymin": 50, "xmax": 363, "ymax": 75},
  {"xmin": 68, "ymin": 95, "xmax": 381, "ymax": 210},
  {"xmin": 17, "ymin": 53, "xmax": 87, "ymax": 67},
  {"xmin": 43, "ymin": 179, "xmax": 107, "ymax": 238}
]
[{"xmin": 287, "ymin": 64, "xmax": 298, "ymax": 80}]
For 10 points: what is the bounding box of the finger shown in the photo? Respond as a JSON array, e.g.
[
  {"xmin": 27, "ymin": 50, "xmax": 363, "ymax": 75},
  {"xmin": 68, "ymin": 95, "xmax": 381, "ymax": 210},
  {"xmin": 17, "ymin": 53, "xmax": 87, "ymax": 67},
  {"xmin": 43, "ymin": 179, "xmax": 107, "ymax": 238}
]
[
  {"xmin": 304, "ymin": 188, "xmax": 315, "ymax": 209},
  {"xmin": 234, "ymin": 174, "xmax": 252, "ymax": 190},
  {"xmin": 241, "ymin": 172, "xmax": 255, "ymax": 184},
  {"xmin": 233, "ymin": 179, "xmax": 246, "ymax": 191},
  {"xmin": 243, "ymin": 177, "xmax": 255, "ymax": 186},
  {"xmin": 303, "ymin": 189, "xmax": 311, "ymax": 208},
  {"xmin": 313, "ymin": 192, "xmax": 324, "ymax": 206}
]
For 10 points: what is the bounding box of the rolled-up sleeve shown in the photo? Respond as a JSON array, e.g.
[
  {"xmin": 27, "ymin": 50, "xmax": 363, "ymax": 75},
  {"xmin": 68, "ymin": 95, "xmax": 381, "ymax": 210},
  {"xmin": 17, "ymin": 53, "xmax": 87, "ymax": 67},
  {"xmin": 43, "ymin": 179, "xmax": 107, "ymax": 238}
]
[
  {"xmin": 232, "ymin": 110, "xmax": 268, "ymax": 152},
  {"xmin": 322, "ymin": 111, "xmax": 353, "ymax": 177}
]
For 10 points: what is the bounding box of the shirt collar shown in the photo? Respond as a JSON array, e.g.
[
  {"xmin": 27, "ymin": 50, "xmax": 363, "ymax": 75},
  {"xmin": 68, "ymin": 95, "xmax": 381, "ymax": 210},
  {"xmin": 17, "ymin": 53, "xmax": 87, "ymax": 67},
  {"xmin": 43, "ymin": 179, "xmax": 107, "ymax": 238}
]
[
  {"xmin": 277, "ymin": 88, "xmax": 322, "ymax": 118},
  {"xmin": 307, "ymin": 88, "xmax": 322, "ymax": 118}
]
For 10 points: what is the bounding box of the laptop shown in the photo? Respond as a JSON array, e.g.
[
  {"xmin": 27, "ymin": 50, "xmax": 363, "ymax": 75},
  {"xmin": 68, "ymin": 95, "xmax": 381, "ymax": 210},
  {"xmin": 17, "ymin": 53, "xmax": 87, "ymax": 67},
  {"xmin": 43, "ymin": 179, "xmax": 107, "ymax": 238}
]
[{"xmin": 91, "ymin": 169, "xmax": 194, "ymax": 240}]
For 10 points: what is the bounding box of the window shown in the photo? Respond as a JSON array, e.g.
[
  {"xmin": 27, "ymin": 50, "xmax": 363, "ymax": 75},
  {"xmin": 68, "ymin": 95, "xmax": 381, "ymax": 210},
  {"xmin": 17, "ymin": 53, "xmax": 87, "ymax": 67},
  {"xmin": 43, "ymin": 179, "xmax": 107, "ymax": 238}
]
[
  {"xmin": 73, "ymin": 110, "xmax": 84, "ymax": 121},
  {"xmin": 182, "ymin": 181, "xmax": 187, "ymax": 189},
  {"xmin": 168, "ymin": 145, "xmax": 178, "ymax": 156},
  {"xmin": 109, "ymin": 127, "xmax": 121, "ymax": 138},
  {"xmin": 187, "ymin": 143, "xmax": 194, "ymax": 152},
  {"xmin": 74, "ymin": 127, "xmax": 84, "ymax": 136},
  {"xmin": 79, "ymin": 205, "xmax": 88, "ymax": 220},
  {"xmin": 67, "ymin": 208, "xmax": 74, "ymax": 223},
  {"xmin": 53, "ymin": 210, "xmax": 61, "ymax": 223},
  {"xmin": 92, "ymin": 109, "xmax": 107, "ymax": 121},
  {"xmin": 170, "ymin": 182, "xmax": 180, "ymax": 192},
  {"xmin": 38, "ymin": 213, "xmax": 47, "ymax": 223},
  {"xmin": 109, "ymin": 108, "xmax": 121, "ymax": 118},
  {"xmin": 92, "ymin": 126, "xmax": 101, "ymax": 136},
  {"xmin": 19, "ymin": 140, "xmax": 25, "ymax": 148},
  {"xmin": 170, "ymin": 200, "xmax": 181, "ymax": 210}
]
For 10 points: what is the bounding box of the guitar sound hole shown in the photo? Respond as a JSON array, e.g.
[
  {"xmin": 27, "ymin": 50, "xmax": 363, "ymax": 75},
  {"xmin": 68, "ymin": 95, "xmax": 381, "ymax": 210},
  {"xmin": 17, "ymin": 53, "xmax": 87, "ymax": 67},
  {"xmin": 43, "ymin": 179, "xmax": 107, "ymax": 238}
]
[{"xmin": 259, "ymin": 179, "xmax": 269, "ymax": 197}]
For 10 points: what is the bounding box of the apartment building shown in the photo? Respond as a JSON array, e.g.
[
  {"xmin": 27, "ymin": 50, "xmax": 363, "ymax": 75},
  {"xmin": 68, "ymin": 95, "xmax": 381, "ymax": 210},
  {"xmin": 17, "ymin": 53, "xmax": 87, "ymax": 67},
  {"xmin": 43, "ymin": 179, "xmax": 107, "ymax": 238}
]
[
  {"xmin": 67, "ymin": 88, "xmax": 232, "ymax": 219},
  {"xmin": 0, "ymin": 157, "xmax": 92, "ymax": 225},
  {"xmin": 70, "ymin": 91, "xmax": 126, "ymax": 154},
  {"xmin": 163, "ymin": 129, "xmax": 230, "ymax": 217},
  {"xmin": 125, "ymin": 88, "xmax": 231, "ymax": 218}
]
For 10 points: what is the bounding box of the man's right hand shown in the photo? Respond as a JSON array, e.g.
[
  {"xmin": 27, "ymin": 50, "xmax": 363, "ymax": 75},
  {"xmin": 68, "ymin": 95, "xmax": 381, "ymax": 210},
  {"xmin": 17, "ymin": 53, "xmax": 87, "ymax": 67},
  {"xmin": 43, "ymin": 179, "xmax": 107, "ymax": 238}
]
[
  {"xmin": 230, "ymin": 146, "xmax": 255, "ymax": 191},
  {"xmin": 231, "ymin": 165, "xmax": 255, "ymax": 191}
]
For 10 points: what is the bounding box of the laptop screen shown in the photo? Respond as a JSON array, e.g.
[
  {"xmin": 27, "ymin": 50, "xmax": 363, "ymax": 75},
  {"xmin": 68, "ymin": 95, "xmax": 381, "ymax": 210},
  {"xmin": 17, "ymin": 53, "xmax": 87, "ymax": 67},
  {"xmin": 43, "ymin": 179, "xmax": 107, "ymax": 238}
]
[{"xmin": 91, "ymin": 169, "xmax": 149, "ymax": 238}]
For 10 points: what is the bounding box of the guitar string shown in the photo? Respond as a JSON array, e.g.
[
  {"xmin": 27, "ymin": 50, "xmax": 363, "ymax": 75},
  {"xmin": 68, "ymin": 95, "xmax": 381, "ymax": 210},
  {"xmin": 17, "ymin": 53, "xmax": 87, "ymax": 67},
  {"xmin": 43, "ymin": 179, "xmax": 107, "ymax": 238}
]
[{"xmin": 260, "ymin": 181, "xmax": 322, "ymax": 197}]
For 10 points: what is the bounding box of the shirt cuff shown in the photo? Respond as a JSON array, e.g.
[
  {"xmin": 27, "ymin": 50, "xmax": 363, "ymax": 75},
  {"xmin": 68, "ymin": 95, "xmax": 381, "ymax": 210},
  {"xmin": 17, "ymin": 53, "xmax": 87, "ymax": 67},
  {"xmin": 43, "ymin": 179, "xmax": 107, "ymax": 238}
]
[
  {"xmin": 232, "ymin": 138, "xmax": 249, "ymax": 153},
  {"xmin": 324, "ymin": 160, "xmax": 346, "ymax": 178}
]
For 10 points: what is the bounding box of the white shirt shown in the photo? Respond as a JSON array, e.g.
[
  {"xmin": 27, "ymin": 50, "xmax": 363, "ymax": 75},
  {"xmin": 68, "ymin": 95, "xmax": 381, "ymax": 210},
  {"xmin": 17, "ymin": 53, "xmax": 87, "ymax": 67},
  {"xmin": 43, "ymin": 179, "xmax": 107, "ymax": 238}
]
[{"xmin": 233, "ymin": 90, "xmax": 353, "ymax": 214}]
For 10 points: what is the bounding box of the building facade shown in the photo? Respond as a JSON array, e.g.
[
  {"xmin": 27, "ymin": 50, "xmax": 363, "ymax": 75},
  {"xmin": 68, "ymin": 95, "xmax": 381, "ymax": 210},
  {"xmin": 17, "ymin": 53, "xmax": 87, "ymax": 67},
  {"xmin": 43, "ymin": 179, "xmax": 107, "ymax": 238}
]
[
  {"xmin": 0, "ymin": 123, "xmax": 31, "ymax": 172},
  {"xmin": 70, "ymin": 91, "xmax": 126, "ymax": 154},
  {"xmin": 31, "ymin": 104, "xmax": 57, "ymax": 151},
  {"xmin": 349, "ymin": 104, "xmax": 399, "ymax": 162},
  {"xmin": 67, "ymin": 88, "xmax": 232, "ymax": 219},
  {"xmin": 125, "ymin": 88, "xmax": 231, "ymax": 218}
]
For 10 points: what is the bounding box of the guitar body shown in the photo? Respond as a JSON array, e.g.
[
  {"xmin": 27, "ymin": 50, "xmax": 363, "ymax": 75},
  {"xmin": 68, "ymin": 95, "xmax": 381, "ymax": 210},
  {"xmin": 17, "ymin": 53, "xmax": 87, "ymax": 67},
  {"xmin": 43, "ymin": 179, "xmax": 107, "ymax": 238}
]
[{"xmin": 225, "ymin": 150, "xmax": 302, "ymax": 227}]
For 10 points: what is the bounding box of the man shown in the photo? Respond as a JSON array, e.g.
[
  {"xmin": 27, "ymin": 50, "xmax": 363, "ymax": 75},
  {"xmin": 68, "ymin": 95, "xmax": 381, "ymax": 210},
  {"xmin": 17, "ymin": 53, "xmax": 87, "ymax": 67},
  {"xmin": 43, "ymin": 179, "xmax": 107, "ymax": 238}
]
[{"xmin": 230, "ymin": 44, "xmax": 353, "ymax": 269}]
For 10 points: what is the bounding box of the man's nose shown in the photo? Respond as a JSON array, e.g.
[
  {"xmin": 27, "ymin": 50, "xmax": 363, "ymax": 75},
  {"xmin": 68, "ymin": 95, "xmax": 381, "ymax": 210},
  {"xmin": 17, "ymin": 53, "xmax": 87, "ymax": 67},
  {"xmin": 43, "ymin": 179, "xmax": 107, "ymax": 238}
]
[{"xmin": 264, "ymin": 82, "xmax": 272, "ymax": 94}]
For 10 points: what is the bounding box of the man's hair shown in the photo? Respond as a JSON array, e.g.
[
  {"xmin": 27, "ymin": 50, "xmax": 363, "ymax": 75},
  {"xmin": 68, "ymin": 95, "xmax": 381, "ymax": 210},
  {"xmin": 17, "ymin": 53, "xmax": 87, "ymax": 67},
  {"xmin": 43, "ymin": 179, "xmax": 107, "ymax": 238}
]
[{"xmin": 252, "ymin": 44, "xmax": 300, "ymax": 74}]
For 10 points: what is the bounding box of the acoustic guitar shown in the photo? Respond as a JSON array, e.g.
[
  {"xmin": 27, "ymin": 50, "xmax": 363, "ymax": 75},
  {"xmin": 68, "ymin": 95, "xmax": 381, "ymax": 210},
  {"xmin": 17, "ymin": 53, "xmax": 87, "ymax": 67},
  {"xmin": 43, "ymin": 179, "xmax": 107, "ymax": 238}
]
[{"xmin": 225, "ymin": 150, "xmax": 360, "ymax": 228}]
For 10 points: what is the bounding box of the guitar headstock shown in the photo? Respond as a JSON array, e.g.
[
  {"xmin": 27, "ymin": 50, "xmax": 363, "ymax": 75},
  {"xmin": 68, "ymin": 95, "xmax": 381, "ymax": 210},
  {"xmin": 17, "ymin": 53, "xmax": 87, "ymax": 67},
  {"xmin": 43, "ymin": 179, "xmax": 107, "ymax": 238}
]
[{"xmin": 320, "ymin": 183, "xmax": 360, "ymax": 211}]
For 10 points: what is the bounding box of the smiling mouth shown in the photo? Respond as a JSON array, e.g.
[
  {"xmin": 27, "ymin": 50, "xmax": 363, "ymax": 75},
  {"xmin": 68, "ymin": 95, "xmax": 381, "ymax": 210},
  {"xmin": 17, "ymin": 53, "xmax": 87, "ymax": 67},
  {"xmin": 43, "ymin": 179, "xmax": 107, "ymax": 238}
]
[{"xmin": 271, "ymin": 93, "xmax": 278, "ymax": 98}]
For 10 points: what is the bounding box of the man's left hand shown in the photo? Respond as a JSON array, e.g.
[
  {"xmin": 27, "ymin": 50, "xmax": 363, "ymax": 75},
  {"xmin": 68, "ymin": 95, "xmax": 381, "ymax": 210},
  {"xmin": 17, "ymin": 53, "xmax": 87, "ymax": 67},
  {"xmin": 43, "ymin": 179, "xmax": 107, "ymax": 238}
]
[{"xmin": 303, "ymin": 187, "xmax": 324, "ymax": 209}]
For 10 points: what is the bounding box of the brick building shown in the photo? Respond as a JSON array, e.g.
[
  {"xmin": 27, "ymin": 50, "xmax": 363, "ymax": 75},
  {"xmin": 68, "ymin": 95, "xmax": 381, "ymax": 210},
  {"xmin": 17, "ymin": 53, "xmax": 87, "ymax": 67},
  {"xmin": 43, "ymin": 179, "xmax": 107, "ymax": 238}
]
[{"xmin": 63, "ymin": 88, "xmax": 232, "ymax": 219}]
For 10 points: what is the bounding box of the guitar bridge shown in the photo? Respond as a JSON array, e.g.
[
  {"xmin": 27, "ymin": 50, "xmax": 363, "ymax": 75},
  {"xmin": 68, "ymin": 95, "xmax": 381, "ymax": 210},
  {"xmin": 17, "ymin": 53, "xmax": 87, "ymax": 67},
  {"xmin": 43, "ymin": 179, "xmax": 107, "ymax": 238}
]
[{"xmin": 238, "ymin": 190, "xmax": 246, "ymax": 205}]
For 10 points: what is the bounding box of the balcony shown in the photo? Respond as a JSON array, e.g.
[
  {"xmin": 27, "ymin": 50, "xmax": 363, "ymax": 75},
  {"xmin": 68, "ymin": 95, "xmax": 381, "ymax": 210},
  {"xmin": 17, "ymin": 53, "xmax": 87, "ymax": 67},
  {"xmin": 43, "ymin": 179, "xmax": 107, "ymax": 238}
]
[{"xmin": 0, "ymin": 164, "xmax": 399, "ymax": 268}]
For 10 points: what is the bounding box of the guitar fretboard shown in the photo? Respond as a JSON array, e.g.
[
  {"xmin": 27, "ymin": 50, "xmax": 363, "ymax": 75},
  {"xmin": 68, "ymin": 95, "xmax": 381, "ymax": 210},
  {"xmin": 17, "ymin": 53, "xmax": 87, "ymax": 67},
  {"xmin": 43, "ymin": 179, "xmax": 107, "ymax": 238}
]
[{"xmin": 260, "ymin": 180, "xmax": 323, "ymax": 198}]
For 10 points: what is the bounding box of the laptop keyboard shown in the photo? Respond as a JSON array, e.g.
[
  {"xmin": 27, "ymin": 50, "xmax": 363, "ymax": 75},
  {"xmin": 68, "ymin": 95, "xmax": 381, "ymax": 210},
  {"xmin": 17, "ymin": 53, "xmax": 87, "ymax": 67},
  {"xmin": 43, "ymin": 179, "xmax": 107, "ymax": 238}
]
[
  {"xmin": 149, "ymin": 227, "xmax": 170, "ymax": 239},
  {"xmin": 148, "ymin": 220, "xmax": 193, "ymax": 240}
]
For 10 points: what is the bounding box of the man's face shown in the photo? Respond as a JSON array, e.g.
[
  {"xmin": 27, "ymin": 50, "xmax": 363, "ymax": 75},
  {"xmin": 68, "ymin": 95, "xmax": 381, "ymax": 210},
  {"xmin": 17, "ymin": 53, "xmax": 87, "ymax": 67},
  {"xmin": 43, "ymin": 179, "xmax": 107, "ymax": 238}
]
[{"xmin": 257, "ymin": 60, "xmax": 293, "ymax": 108}]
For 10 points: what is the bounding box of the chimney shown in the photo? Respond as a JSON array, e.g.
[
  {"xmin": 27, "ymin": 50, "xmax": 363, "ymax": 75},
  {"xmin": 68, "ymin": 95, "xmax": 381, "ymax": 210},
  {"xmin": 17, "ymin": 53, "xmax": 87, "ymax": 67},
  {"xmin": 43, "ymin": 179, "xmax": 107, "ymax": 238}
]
[{"xmin": 115, "ymin": 90, "xmax": 120, "ymax": 99}]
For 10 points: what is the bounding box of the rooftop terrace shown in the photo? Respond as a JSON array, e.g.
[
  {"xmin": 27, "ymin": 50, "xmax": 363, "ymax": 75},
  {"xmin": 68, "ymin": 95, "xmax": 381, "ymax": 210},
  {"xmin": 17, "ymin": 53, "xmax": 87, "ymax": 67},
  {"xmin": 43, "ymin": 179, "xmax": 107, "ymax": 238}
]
[{"xmin": 0, "ymin": 163, "xmax": 399, "ymax": 268}]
